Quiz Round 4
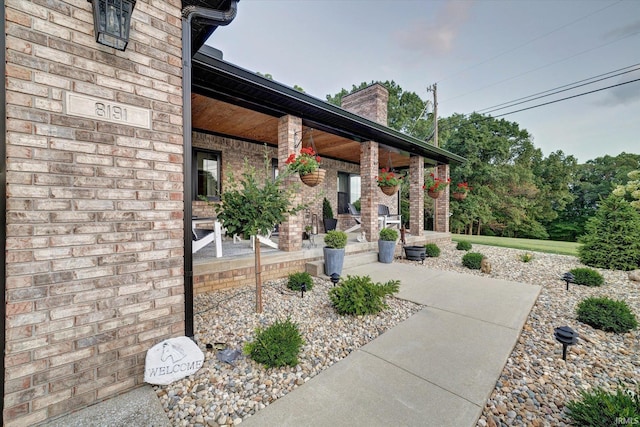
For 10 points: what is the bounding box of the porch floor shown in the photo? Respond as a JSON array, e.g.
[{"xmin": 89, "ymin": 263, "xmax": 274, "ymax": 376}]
[{"xmin": 193, "ymin": 230, "xmax": 451, "ymax": 279}]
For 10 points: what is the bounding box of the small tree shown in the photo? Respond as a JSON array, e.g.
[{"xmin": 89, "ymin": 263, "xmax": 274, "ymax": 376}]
[
  {"xmin": 216, "ymin": 150, "xmax": 305, "ymax": 311},
  {"xmin": 578, "ymin": 194, "xmax": 640, "ymax": 271}
]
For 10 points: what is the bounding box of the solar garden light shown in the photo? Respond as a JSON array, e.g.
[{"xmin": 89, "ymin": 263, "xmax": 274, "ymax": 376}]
[
  {"xmin": 300, "ymin": 282, "xmax": 306, "ymax": 298},
  {"xmin": 562, "ymin": 272, "xmax": 575, "ymax": 291},
  {"xmin": 330, "ymin": 273, "xmax": 340, "ymax": 287},
  {"xmin": 420, "ymin": 252, "xmax": 426, "ymax": 265},
  {"xmin": 554, "ymin": 326, "xmax": 578, "ymax": 361}
]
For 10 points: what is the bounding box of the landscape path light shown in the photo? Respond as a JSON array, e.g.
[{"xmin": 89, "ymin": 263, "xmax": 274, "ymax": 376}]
[
  {"xmin": 562, "ymin": 272, "xmax": 575, "ymax": 291},
  {"xmin": 330, "ymin": 273, "xmax": 340, "ymax": 287},
  {"xmin": 554, "ymin": 326, "xmax": 578, "ymax": 361}
]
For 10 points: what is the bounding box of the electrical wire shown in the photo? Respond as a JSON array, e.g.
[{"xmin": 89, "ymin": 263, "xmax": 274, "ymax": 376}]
[
  {"xmin": 435, "ymin": 0, "xmax": 623, "ymax": 85},
  {"xmin": 477, "ymin": 65, "xmax": 640, "ymax": 115},
  {"xmin": 442, "ymin": 28, "xmax": 639, "ymax": 105},
  {"xmin": 489, "ymin": 78, "xmax": 640, "ymax": 118}
]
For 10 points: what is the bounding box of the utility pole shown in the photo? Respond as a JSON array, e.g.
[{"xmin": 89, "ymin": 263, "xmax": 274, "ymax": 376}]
[{"xmin": 427, "ymin": 83, "xmax": 438, "ymax": 147}]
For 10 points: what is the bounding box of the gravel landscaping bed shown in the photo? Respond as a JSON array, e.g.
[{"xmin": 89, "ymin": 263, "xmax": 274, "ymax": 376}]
[
  {"xmin": 407, "ymin": 243, "xmax": 639, "ymax": 427},
  {"xmin": 156, "ymin": 242, "xmax": 639, "ymax": 426},
  {"xmin": 155, "ymin": 276, "xmax": 422, "ymax": 426}
]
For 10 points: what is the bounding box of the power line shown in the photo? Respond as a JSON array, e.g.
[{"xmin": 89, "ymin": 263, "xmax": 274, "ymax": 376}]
[
  {"xmin": 490, "ymin": 78, "xmax": 640, "ymax": 118},
  {"xmin": 435, "ymin": 0, "xmax": 623, "ymax": 85},
  {"xmin": 442, "ymin": 28, "xmax": 640, "ymax": 105},
  {"xmin": 477, "ymin": 65, "xmax": 640, "ymax": 115}
]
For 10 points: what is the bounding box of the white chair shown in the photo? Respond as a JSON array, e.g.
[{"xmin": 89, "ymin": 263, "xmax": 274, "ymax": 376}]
[
  {"xmin": 378, "ymin": 205, "xmax": 402, "ymax": 229},
  {"xmin": 192, "ymin": 219, "xmax": 222, "ymax": 257}
]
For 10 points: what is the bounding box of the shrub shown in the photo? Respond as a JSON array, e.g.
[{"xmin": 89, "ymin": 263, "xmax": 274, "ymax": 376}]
[
  {"xmin": 462, "ymin": 252, "xmax": 484, "ymax": 270},
  {"xmin": 379, "ymin": 228, "xmax": 399, "ymax": 241},
  {"xmin": 244, "ymin": 318, "xmax": 304, "ymax": 368},
  {"xmin": 569, "ymin": 267, "xmax": 604, "ymax": 287},
  {"xmin": 576, "ymin": 297, "xmax": 638, "ymax": 333},
  {"xmin": 566, "ymin": 386, "xmax": 640, "ymax": 426},
  {"xmin": 456, "ymin": 240, "xmax": 472, "ymax": 251},
  {"xmin": 322, "ymin": 197, "xmax": 334, "ymax": 219},
  {"xmin": 287, "ymin": 271, "xmax": 313, "ymax": 292},
  {"xmin": 324, "ymin": 230, "xmax": 347, "ymax": 249},
  {"xmin": 329, "ymin": 275, "xmax": 400, "ymax": 316},
  {"xmin": 519, "ymin": 253, "xmax": 534, "ymax": 263},
  {"xmin": 579, "ymin": 195, "xmax": 640, "ymax": 271},
  {"xmin": 424, "ymin": 243, "xmax": 440, "ymax": 257}
]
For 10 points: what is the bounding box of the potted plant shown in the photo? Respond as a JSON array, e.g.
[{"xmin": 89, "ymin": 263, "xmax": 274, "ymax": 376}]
[
  {"xmin": 378, "ymin": 228, "xmax": 398, "ymax": 263},
  {"xmin": 424, "ymin": 173, "xmax": 450, "ymax": 199},
  {"xmin": 452, "ymin": 182, "xmax": 471, "ymax": 200},
  {"xmin": 324, "ymin": 230, "xmax": 347, "ymax": 276},
  {"xmin": 322, "ymin": 197, "xmax": 337, "ymax": 232},
  {"xmin": 285, "ymin": 147, "xmax": 325, "ymax": 187},
  {"xmin": 377, "ymin": 168, "xmax": 403, "ymax": 196}
]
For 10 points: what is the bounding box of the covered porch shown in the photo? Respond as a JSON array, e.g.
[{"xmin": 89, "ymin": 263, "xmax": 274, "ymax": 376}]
[{"xmin": 186, "ymin": 45, "xmax": 465, "ymax": 292}]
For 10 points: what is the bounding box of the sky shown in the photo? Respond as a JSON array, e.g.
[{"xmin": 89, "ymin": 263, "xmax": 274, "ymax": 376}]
[{"xmin": 206, "ymin": 0, "xmax": 640, "ymax": 163}]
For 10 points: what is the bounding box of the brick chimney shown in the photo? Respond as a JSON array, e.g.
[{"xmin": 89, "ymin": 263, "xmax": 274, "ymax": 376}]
[{"xmin": 341, "ymin": 83, "xmax": 389, "ymax": 126}]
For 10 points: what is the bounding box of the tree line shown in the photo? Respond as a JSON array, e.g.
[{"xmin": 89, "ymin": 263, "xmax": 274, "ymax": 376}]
[{"xmin": 327, "ymin": 81, "xmax": 640, "ymax": 242}]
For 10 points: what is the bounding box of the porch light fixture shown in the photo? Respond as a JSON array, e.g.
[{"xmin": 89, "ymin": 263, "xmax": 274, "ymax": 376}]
[{"xmin": 89, "ymin": 0, "xmax": 136, "ymax": 51}]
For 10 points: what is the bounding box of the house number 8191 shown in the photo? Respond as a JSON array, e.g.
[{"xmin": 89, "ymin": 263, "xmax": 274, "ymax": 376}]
[{"xmin": 95, "ymin": 102, "xmax": 127, "ymax": 121}]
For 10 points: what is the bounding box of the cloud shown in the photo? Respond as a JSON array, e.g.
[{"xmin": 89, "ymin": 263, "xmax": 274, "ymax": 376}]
[
  {"xmin": 393, "ymin": 1, "xmax": 473, "ymax": 56},
  {"xmin": 599, "ymin": 78, "xmax": 640, "ymax": 106},
  {"xmin": 603, "ymin": 20, "xmax": 640, "ymax": 41}
]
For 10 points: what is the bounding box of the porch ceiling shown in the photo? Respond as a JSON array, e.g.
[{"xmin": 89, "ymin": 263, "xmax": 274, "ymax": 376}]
[{"xmin": 192, "ymin": 94, "xmax": 412, "ymax": 167}]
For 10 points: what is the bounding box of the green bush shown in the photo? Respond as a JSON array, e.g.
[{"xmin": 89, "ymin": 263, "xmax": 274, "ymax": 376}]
[
  {"xmin": 519, "ymin": 253, "xmax": 534, "ymax": 263},
  {"xmin": 324, "ymin": 230, "xmax": 347, "ymax": 249},
  {"xmin": 322, "ymin": 197, "xmax": 334, "ymax": 219},
  {"xmin": 577, "ymin": 297, "xmax": 638, "ymax": 333},
  {"xmin": 244, "ymin": 318, "xmax": 304, "ymax": 368},
  {"xmin": 579, "ymin": 195, "xmax": 640, "ymax": 271},
  {"xmin": 566, "ymin": 386, "xmax": 640, "ymax": 426},
  {"xmin": 287, "ymin": 271, "xmax": 313, "ymax": 292},
  {"xmin": 329, "ymin": 275, "xmax": 399, "ymax": 316},
  {"xmin": 379, "ymin": 228, "xmax": 398, "ymax": 241},
  {"xmin": 569, "ymin": 267, "xmax": 604, "ymax": 287},
  {"xmin": 462, "ymin": 252, "xmax": 484, "ymax": 269},
  {"xmin": 424, "ymin": 243, "xmax": 440, "ymax": 257},
  {"xmin": 456, "ymin": 240, "xmax": 472, "ymax": 251}
]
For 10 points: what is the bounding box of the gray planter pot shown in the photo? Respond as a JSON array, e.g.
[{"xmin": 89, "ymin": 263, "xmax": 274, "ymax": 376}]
[
  {"xmin": 378, "ymin": 240, "xmax": 396, "ymax": 263},
  {"xmin": 323, "ymin": 247, "xmax": 345, "ymax": 276}
]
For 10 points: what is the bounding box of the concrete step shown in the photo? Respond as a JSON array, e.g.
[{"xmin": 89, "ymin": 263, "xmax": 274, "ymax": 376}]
[{"xmin": 306, "ymin": 251, "xmax": 378, "ymax": 277}]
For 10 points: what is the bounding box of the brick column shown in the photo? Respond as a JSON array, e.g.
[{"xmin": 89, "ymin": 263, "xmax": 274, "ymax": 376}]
[
  {"xmin": 278, "ymin": 115, "xmax": 303, "ymax": 251},
  {"xmin": 360, "ymin": 141, "xmax": 379, "ymax": 241},
  {"xmin": 433, "ymin": 164, "xmax": 450, "ymax": 232},
  {"xmin": 409, "ymin": 155, "xmax": 424, "ymax": 236}
]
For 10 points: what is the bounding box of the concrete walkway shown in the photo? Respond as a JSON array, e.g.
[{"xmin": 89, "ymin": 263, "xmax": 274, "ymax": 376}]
[
  {"xmin": 47, "ymin": 262, "xmax": 540, "ymax": 427},
  {"xmin": 242, "ymin": 263, "xmax": 541, "ymax": 427}
]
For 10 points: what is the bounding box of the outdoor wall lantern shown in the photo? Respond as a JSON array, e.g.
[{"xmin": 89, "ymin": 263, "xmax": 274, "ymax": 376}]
[
  {"xmin": 562, "ymin": 272, "xmax": 575, "ymax": 291},
  {"xmin": 554, "ymin": 326, "xmax": 578, "ymax": 361},
  {"xmin": 89, "ymin": 0, "xmax": 136, "ymax": 51}
]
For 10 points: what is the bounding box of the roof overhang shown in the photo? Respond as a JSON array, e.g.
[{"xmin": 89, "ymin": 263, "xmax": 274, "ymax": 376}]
[{"xmin": 191, "ymin": 45, "xmax": 465, "ymax": 167}]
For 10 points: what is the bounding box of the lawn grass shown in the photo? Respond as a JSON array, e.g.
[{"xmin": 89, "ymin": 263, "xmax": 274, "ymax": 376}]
[{"xmin": 451, "ymin": 235, "xmax": 580, "ymax": 256}]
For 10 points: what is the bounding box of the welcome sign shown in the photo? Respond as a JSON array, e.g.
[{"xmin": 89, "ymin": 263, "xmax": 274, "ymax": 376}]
[{"xmin": 144, "ymin": 337, "xmax": 205, "ymax": 385}]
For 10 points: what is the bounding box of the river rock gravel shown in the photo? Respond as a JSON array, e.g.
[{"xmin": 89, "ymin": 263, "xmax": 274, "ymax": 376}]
[
  {"xmin": 155, "ymin": 243, "xmax": 639, "ymax": 426},
  {"xmin": 405, "ymin": 243, "xmax": 639, "ymax": 427}
]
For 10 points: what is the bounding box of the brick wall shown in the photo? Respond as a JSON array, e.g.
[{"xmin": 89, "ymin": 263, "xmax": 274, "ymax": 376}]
[
  {"xmin": 4, "ymin": 1, "xmax": 184, "ymax": 424},
  {"xmin": 191, "ymin": 131, "xmax": 360, "ymax": 235}
]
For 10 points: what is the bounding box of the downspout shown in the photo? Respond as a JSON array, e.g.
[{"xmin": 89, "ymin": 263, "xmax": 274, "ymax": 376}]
[
  {"xmin": 1, "ymin": 3, "xmax": 7, "ymax": 419},
  {"xmin": 182, "ymin": 2, "xmax": 238, "ymax": 338}
]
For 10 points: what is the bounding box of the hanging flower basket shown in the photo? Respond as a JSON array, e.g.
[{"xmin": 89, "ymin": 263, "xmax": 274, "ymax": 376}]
[
  {"xmin": 453, "ymin": 192, "xmax": 467, "ymax": 200},
  {"xmin": 452, "ymin": 182, "xmax": 470, "ymax": 200},
  {"xmin": 427, "ymin": 190, "xmax": 443, "ymax": 199},
  {"xmin": 300, "ymin": 168, "xmax": 325, "ymax": 187},
  {"xmin": 380, "ymin": 184, "xmax": 400, "ymax": 196}
]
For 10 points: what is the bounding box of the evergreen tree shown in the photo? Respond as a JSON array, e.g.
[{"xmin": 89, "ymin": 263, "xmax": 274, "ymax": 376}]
[{"xmin": 578, "ymin": 194, "xmax": 640, "ymax": 271}]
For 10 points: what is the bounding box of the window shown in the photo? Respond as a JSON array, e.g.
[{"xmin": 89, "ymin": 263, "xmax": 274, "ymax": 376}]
[
  {"xmin": 337, "ymin": 172, "xmax": 361, "ymax": 214},
  {"xmin": 193, "ymin": 149, "xmax": 220, "ymax": 200}
]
